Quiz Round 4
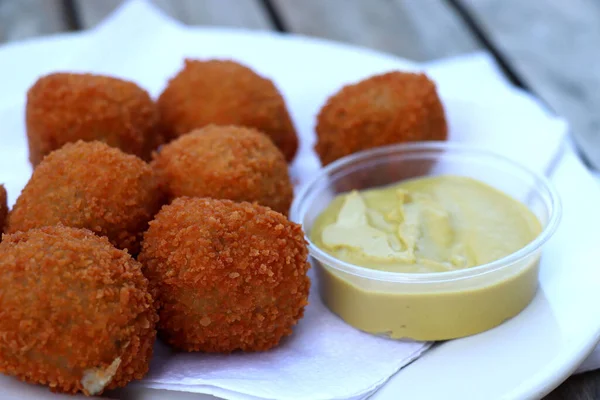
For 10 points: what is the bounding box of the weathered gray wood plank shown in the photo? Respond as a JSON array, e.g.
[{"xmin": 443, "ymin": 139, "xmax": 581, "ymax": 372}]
[
  {"xmin": 75, "ymin": 0, "xmax": 273, "ymax": 30},
  {"xmin": 460, "ymin": 0, "xmax": 600, "ymax": 169},
  {"xmin": 271, "ymin": 0, "xmax": 481, "ymax": 61},
  {"xmin": 547, "ymin": 369, "xmax": 600, "ymax": 400},
  {"xmin": 0, "ymin": 0, "xmax": 69, "ymax": 43},
  {"xmin": 72, "ymin": 0, "xmax": 121, "ymax": 27}
]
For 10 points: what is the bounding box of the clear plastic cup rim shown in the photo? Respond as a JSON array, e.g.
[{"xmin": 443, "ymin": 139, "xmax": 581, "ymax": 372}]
[{"xmin": 290, "ymin": 142, "xmax": 562, "ymax": 284}]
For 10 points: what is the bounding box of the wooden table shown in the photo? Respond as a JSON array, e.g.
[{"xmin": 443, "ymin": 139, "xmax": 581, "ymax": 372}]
[{"xmin": 0, "ymin": 0, "xmax": 598, "ymax": 398}]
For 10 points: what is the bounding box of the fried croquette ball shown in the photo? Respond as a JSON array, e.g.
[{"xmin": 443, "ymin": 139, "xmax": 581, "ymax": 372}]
[
  {"xmin": 157, "ymin": 59, "xmax": 298, "ymax": 162},
  {"xmin": 6, "ymin": 141, "xmax": 163, "ymax": 254},
  {"xmin": 152, "ymin": 125, "xmax": 293, "ymax": 215},
  {"xmin": 26, "ymin": 72, "xmax": 162, "ymax": 166},
  {"xmin": 0, "ymin": 185, "xmax": 7, "ymax": 233},
  {"xmin": 0, "ymin": 226, "xmax": 158, "ymax": 395},
  {"xmin": 139, "ymin": 197, "xmax": 310, "ymax": 352},
  {"xmin": 315, "ymin": 71, "xmax": 447, "ymax": 166}
]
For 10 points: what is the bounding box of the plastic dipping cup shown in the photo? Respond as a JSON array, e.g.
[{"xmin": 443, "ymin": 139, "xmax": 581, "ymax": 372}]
[{"xmin": 290, "ymin": 142, "xmax": 561, "ymax": 341}]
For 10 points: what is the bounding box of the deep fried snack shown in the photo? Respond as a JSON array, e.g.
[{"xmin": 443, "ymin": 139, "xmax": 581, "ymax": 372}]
[
  {"xmin": 157, "ymin": 59, "xmax": 298, "ymax": 162},
  {"xmin": 152, "ymin": 125, "xmax": 293, "ymax": 215},
  {"xmin": 26, "ymin": 72, "xmax": 161, "ymax": 166},
  {"xmin": 315, "ymin": 72, "xmax": 447, "ymax": 166},
  {"xmin": 139, "ymin": 197, "xmax": 310, "ymax": 352},
  {"xmin": 6, "ymin": 141, "xmax": 163, "ymax": 254},
  {"xmin": 0, "ymin": 226, "xmax": 158, "ymax": 395},
  {"xmin": 0, "ymin": 185, "xmax": 7, "ymax": 236}
]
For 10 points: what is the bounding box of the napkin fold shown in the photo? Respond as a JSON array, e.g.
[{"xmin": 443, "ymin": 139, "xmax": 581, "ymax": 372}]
[{"xmin": 3, "ymin": 0, "xmax": 597, "ymax": 398}]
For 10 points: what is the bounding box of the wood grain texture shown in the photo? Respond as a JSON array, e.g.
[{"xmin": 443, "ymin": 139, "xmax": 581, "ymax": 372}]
[
  {"xmin": 547, "ymin": 370, "xmax": 600, "ymax": 400},
  {"xmin": 271, "ymin": 0, "xmax": 481, "ymax": 61},
  {"xmin": 0, "ymin": 0, "xmax": 69, "ymax": 43},
  {"xmin": 72, "ymin": 0, "xmax": 120, "ymax": 27},
  {"xmin": 460, "ymin": 0, "xmax": 600, "ymax": 169},
  {"xmin": 75, "ymin": 0, "xmax": 272, "ymax": 29},
  {"xmin": 76, "ymin": 0, "xmax": 272, "ymax": 29}
]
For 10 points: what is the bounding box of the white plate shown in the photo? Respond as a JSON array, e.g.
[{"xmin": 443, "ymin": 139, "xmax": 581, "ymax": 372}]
[{"xmin": 1, "ymin": 28, "xmax": 600, "ymax": 400}]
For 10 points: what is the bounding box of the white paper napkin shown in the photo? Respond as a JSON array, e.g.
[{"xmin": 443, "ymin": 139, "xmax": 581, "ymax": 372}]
[
  {"xmin": 2, "ymin": 0, "xmax": 594, "ymax": 398},
  {"xmin": 0, "ymin": 34, "xmax": 93, "ymax": 110}
]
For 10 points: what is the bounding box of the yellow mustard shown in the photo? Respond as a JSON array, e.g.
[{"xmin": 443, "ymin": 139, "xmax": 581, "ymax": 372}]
[{"xmin": 310, "ymin": 175, "xmax": 542, "ymax": 340}]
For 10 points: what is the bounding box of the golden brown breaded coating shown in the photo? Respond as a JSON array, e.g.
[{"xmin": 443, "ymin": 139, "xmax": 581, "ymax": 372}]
[
  {"xmin": 26, "ymin": 73, "xmax": 162, "ymax": 166},
  {"xmin": 6, "ymin": 141, "xmax": 163, "ymax": 254},
  {"xmin": 0, "ymin": 185, "xmax": 7, "ymax": 236},
  {"xmin": 315, "ymin": 72, "xmax": 447, "ymax": 166},
  {"xmin": 157, "ymin": 59, "xmax": 298, "ymax": 162},
  {"xmin": 139, "ymin": 197, "xmax": 310, "ymax": 353},
  {"xmin": 0, "ymin": 226, "xmax": 158, "ymax": 395},
  {"xmin": 152, "ymin": 125, "xmax": 293, "ymax": 215}
]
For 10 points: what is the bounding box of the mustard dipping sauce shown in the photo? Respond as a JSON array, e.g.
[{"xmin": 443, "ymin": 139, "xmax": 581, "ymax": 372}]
[{"xmin": 310, "ymin": 175, "xmax": 542, "ymax": 340}]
